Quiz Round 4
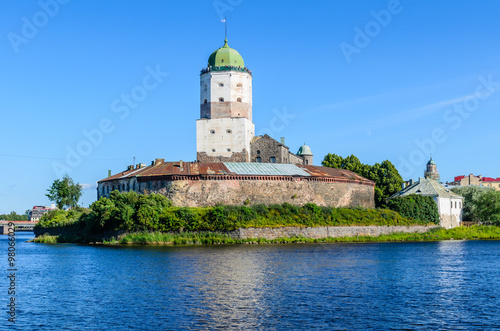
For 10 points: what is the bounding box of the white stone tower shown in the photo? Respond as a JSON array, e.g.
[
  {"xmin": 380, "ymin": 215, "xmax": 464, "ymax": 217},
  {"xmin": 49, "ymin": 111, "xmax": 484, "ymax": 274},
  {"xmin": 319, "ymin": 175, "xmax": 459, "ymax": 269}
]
[{"xmin": 196, "ymin": 39, "xmax": 254, "ymax": 162}]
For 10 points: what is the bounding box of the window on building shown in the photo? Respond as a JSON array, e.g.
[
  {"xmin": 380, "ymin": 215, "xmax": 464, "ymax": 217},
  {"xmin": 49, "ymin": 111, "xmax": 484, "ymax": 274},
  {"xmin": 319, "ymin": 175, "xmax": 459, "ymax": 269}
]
[
  {"xmin": 212, "ymin": 149, "xmax": 216, "ymax": 152},
  {"xmin": 226, "ymin": 129, "xmax": 232, "ymax": 134},
  {"xmin": 221, "ymin": 59, "xmax": 224, "ymax": 63},
  {"xmin": 204, "ymin": 99, "xmax": 207, "ymax": 104},
  {"xmin": 219, "ymin": 97, "xmax": 224, "ymax": 102},
  {"xmin": 237, "ymin": 97, "xmax": 242, "ymax": 102},
  {"xmin": 161, "ymin": 181, "xmax": 166, "ymax": 188},
  {"xmin": 227, "ymin": 148, "xmax": 231, "ymax": 152},
  {"xmin": 451, "ymin": 201, "xmax": 453, "ymax": 208},
  {"xmin": 133, "ymin": 182, "xmax": 136, "ymax": 191},
  {"xmin": 210, "ymin": 130, "xmax": 215, "ymax": 134},
  {"xmin": 257, "ymin": 150, "xmax": 260, "ymax": 155},
  {"xmin": 270, "ymin": 157, "xmax": 276, "ymax": 163},
  {"xmin": 148, "ymin": 182, "xmax": 152, "ymax": 190},
  {"xmin": 305, "ymin": 160, "xmax": 309, "ymax": 165},
  {"xmin": 219, "ymin": 83, "xmax": 224, "ymax": 87},
  {"xmin": 455, "ymin": 201, "xmax": 457, "ymax": 208},
  {"xmin": 256, "ymin": 157, "xmax": 261, "ymax": 163}
]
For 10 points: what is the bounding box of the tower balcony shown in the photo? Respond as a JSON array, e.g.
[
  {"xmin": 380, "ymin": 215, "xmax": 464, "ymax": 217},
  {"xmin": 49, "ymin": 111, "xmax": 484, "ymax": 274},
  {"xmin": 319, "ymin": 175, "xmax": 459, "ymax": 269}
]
[{"xmin": 200, "ymin": 65, "xmax": 252, "ymax": 76}]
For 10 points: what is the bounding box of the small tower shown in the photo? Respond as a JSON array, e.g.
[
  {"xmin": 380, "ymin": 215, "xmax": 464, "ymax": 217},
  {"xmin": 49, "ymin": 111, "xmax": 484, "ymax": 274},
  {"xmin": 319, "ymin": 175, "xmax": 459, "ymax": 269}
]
[
  {"xmin": 196, "ymin": 39, "xmax": 254, "ymax": 162},
  {"xmin": 297, "ymin": 143, "xmax": 313, "ymax": 165},
  {"xmin": 424, "ymin": 157, "xmax": 440, "ymax": 182}
]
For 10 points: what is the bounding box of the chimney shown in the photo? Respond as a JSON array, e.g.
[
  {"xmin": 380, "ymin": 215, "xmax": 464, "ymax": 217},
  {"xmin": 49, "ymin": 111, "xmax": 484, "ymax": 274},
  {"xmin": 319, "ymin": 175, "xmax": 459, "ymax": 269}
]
[
  {"xmin": 180, "ymin": 160, "xmax": 184, "ymax": 168},
  {"xmin": 280, "ymin": 137, "xmax": 285, "ymax": 145},
  {"xmin": 108, "ymin": 170, "xmax": 111, "ymax": 177},
  {"xmin": 402, "ymin": 182, "xmax": 406, "ymax": 190}
]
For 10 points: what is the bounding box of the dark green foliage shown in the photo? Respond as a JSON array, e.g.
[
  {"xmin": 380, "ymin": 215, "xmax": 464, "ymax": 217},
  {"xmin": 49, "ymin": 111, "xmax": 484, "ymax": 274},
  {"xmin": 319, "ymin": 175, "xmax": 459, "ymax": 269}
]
[
  {"xmin": 451, "ymin": 186, "xmax": 494, "ymax": 223},
  {"xmin": 0, "ymin": 211, "xmax": 29, "ymax": 221},
  {"xmin": 386, "ymin": 194, "xmax": 440, "ymax": 223},
  {"xmin": 322, "ymin": 153, "xmax": 403, "ymax": 207},
  {"xmin": 36, "ymin": 191, "xmax": 429, "ymax": 242},
  {"xmin": 476, "ymin": 190, "xmax": 500, "ymax": 225},
  {"xmin": 46, "ymin": 175, "xmax": 83, "ymax": 209}
]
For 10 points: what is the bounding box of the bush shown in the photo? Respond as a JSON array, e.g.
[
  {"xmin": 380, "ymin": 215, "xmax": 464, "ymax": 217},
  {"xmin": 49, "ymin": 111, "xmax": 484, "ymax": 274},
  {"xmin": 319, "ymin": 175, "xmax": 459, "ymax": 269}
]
[
  {"xmin": 36, "ymin": 192, "xmax": 428, "ymax": 241},
  {"xmin": 386, "ymin": 194, "xmax": 439, "ymax": 224}
]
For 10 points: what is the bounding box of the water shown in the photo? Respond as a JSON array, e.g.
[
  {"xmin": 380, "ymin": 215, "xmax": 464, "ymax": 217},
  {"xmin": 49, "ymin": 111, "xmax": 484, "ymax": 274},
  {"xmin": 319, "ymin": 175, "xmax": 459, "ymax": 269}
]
[{"xmin": 1, "ymin": 232, "xmax": 500, "ymax": 330}]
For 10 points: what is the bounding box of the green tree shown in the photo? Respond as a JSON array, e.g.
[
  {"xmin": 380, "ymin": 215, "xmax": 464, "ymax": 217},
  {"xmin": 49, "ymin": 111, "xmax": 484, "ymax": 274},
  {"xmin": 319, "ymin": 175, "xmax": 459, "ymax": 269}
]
[
  {"xmin": 476, "ymin": 190, "xmax": 500, "ymax": 225},
  {"xmin": 322, "ymin": 154, "xmax": 403, "ymax": 207},
  {"xmin": 451, "ymin": 186, "xmax": 493, "ymax": 222},
  {"xmin": 386, "ymin": 194, "xmax": 440, "ymax": 223},
  {"xmin": 46, "ymin": 175, "xmax": 83, "ymax": 209}
]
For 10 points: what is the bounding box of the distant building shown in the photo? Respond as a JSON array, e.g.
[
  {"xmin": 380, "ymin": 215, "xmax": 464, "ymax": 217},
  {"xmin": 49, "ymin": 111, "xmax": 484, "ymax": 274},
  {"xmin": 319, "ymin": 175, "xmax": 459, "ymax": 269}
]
[
  {"xmin": 389, "ymin": 177, "xmax": 463, "ymax": 229},
  {"xmin": 29, "ymin": 205, "xmax": 55, "ymax": 222},
  {"xmin": 450, "ymin": 174, "xmax": 500, "ymax": 191},
  {"xmin": 424, "ymin": 157, "xmax": 440, "ymax": 182},
  {"xmin": 389, "ymin": 158, "xmax": 462, "ymax": 228}
]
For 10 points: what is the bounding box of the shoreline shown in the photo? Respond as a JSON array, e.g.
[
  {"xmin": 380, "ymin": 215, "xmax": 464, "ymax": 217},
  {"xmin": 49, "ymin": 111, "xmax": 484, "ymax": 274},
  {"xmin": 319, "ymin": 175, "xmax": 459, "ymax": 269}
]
[{"xmin": 31, "ymin": 225, "xmax": 500, "ymax": 246}]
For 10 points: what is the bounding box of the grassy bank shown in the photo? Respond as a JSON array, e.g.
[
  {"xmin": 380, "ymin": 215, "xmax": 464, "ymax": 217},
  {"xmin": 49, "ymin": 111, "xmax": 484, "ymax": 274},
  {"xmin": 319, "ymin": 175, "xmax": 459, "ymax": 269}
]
[
  {"xmin": 32, "ymin": 226, "xmax": 500, "ymax": 245},
  {"xmin": 35, "ymin": 192, "xmax": 432, "ymax": 243}
]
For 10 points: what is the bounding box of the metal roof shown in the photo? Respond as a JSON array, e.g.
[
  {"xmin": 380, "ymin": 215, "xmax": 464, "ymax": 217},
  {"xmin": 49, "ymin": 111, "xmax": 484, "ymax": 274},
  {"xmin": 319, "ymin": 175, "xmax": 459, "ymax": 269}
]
[
  {"xmin": 98, "ymin": 161, "xmax": 375, "ymax": 185},
  {"xmin": 223, "ymin": 162, "xmax": 310, "ymax": 176}
]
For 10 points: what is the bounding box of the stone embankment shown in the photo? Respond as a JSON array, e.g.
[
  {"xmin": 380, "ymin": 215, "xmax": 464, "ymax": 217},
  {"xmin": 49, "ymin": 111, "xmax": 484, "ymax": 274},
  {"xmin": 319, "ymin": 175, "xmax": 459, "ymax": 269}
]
[{"xmin": 229, "ymin": 225, "xmax": 439, "ymax": 240}]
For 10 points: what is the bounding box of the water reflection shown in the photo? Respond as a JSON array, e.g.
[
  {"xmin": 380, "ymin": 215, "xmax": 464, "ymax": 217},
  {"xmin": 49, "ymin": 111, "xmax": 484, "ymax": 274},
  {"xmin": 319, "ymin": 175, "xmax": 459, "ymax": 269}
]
[{"xmin": 3, "ymin": 236, "xmax": 500, "ymax": 330}]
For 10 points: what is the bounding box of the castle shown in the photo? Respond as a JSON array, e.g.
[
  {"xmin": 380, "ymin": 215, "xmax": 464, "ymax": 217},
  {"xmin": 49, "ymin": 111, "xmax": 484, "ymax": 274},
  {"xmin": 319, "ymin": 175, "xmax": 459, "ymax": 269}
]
[
  {"xmin": 196, "ymin": 39, "xmax": 313, "ymax": 165},
  {"xmin": 97, "ymin": 39, "xmax": 375, "ymax": 208}
]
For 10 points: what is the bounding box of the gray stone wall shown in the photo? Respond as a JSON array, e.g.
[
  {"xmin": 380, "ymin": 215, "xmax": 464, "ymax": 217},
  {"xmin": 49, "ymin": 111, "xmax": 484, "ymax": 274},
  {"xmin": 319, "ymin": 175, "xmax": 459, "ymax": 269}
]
[
  {"xmin": 197, "ymin": 150, "xmax": 249, "ymax": 163},
  {"xmin": 250, "ymin": 134, "xmax": 305, "ymax": 164},
  {"xmin": 228, "ymin": 225, "xmax": 439, "ymax": 240},
  {"xmin": 151, "ymin": 178, "xmax": 374, "ymax": 208}
]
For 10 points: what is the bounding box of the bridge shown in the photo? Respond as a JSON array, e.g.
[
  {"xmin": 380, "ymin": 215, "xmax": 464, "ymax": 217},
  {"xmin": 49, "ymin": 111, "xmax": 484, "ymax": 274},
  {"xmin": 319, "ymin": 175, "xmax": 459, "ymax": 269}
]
[{"xmin": 0, "ymin": 221, "xmax": 37, "ymax": 234}]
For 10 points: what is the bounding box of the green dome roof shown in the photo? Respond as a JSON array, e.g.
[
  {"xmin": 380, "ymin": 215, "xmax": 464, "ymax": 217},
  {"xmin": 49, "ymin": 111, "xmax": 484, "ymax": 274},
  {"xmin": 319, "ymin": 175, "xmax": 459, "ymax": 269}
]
[
  {"xmin": 427, "ymin": 157, "xmax": 436, "ymax": 165},
  {"xmin": 208, "ymin": 39, "xmax": 245, "ymax": 68},
  {"xmin": 297, "ymin": 144, "xmax": 313, "ymax": 156}
]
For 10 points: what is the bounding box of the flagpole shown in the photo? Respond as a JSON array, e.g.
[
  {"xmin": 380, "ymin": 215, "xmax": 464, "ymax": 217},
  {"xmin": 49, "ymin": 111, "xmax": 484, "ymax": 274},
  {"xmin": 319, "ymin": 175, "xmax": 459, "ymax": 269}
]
[{"xmin": 225, "ymin": 16, "xmax": 227, "ymax": 40}]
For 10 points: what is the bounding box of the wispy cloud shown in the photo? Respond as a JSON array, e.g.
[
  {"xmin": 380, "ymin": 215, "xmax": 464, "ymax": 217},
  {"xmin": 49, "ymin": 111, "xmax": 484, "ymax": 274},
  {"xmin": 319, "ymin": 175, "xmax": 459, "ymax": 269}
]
[
  {"xmin": 81, "ymin": 183, "xmax": 97, "ymax": 190},
  {"xmin": 367, "ymin": 95, "xmax": 472, "ymax": 129}
]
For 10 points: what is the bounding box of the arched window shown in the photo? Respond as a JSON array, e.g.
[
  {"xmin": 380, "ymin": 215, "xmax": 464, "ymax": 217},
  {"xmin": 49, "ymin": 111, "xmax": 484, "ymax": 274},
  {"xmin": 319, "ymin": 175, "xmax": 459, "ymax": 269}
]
[
  {"xmin": 257, "ymin": 150, "xmax": 261, "ymax": 155},
  {"xmin": 305, "ymin": 160, "xmax": 309, "ymax": 165},
  {"xmin": 221, "ymin": 59, "xmax": 224, "ymax": 63},
  {"xmin": 256, "ymin": 157, "xmax": 261, "ymax": 163},
  {"xmin": 270, "ymin": 157, "xmax": 276, "ymax": 163},
  {"xmin": 204, "ymin": 99, "xmax": 207, "ymax": 104},
  {"xmin": 219, "ymin": 97, "xmax": 224, "ymax": 102},
  {"xmin": 237, "ymin": 97, "xmax": 242, "ymax": 102}
]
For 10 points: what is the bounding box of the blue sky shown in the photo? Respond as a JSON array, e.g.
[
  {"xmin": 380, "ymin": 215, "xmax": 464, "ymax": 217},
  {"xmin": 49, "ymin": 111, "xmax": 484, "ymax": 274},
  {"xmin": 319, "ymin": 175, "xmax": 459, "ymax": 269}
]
[{"xmin": 1, "ymin": 0, "xmax": 499, "ymax": 214}]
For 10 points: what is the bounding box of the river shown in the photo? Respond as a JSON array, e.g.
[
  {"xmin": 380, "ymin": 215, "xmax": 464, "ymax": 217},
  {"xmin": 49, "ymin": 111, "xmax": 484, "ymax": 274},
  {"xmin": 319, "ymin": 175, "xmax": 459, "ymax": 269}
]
[{"xmin": 1, "ymin": 232, "xmax": 499, "ymax": 330}]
